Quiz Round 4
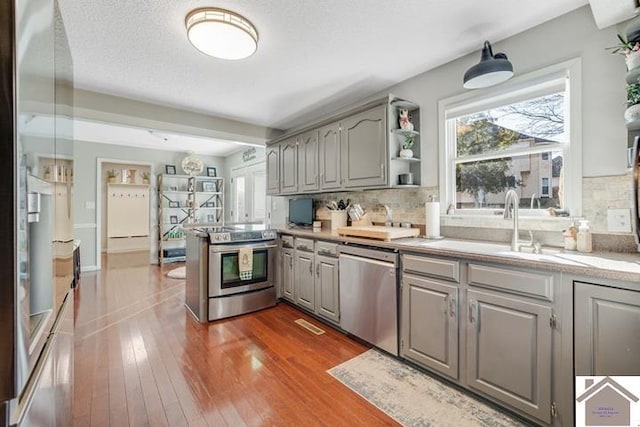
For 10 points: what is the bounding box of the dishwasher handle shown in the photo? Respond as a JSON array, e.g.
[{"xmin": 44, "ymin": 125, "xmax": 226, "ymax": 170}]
[
  {"xmin": 338, "ymin": 244, "xmax": 398, "ymax": 264},
  {"xmin": 339, "ymin": 254, "xmax": 396, "ymax": 272}
]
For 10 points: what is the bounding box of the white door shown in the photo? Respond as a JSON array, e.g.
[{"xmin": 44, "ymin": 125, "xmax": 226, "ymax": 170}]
[{"xmin": 231, "ymin": 163, "xmax": 266, "ymax": 223}]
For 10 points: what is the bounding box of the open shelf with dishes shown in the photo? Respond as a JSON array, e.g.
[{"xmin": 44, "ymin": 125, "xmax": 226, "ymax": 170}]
[{"xmin": 389, "ymin": 99, "xmax": 421, "ymax": 187}]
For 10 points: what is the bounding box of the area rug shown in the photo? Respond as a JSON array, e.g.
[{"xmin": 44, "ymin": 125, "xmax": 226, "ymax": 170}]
[
  {"xmin": 328, "ymin": 349, "xmax": 527, "ymax": 427},
  {"xmin": 166, "ymin": 266, "xmax": 186, "ymax": 279}
]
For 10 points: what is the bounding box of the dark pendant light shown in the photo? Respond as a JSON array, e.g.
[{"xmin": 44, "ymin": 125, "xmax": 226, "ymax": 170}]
[{"xmin": 463, "ymin": 40, "xmax": 513, "ymax": 89}]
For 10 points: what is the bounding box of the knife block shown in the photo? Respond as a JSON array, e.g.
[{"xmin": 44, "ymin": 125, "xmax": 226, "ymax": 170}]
[{"xmin": 350, "ymin": 213, "xmax": 372, "ymax": 227}]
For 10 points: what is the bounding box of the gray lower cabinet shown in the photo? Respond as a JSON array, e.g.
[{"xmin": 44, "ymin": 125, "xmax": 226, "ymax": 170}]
[
  {"xmin": 280, "ymin": 137, "xmax": 298, "ymax": 194},
  {"xmin": 298, "ymin": 129, "xmax": 319, "ymax": 192},
  {"xmin": 341, "ymin": 104, "xmax": 387, "ymax": 188},
  {"xmin": 315, "ymin": 254, "xmax": 340, "ymax": 323},
  {"xmin": 281, "ymin": 247, "xmax": 294, "ymax": 302},
  {"xmin": 401, "ymin": 273, "xmax": 458, "ymax": 380},
  {"xmin": 266, "ymin": 145, "xmax": 280, "ymax": 195},
  {"xmin": 466, "ymin": 289, "xmax": 552, "ymax": 424},
  {"xmin": 574, "ymin": 281, "xmax": 640, "ymax": 376},
  {"xmin": 280, "ymin": 237, "xmax": 340, "ymax": 324},
  {"xmin": 319, "ymin": 121, "xmax": 341, "ymax": 190},
  {"xmin": 294, "ymin": 248, "xmax": 315, "ymax": 310}
]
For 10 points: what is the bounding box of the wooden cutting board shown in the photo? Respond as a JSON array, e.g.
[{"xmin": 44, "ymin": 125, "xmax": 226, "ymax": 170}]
[{"xmin": 336, "ymin": 226, "xmax": 419, "ymax": 241}]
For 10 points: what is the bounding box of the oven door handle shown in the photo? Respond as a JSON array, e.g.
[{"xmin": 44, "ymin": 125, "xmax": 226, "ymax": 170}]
[{"xmin": 209, "ymin": 244, "xmax": 277, "ymax": 254}]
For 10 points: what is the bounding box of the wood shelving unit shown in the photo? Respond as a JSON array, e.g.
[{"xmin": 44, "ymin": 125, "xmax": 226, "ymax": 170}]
[{"xmin": 157, "ymin": 174, "xmax": 224, "ymax": 264}]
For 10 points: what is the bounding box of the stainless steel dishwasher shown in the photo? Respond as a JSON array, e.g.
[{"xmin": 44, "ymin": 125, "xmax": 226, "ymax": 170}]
[{"xmin": 339, "ymin": 244, "xmax": 399, "ymax": 356}]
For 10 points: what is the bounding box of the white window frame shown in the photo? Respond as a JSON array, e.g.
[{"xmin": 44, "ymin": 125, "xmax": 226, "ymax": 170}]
[{"xmin": 438, "ymin": 58, "xmax": 582, "ymax": 217}]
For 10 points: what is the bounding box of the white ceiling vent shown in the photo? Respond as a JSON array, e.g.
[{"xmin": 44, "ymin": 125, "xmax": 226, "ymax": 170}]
[{"xmin": 589, "ymin": 0, "xmax": 639, "ymax": 29}]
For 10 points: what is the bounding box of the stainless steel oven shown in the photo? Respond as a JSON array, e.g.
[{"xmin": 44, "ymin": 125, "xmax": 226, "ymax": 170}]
[
  {"xmin": 185, "ymin": 224, "xmax": 278, "ymax": 322},
  {"xmin": 208, "ymin": 240, "xmax": 277, "ymax": 297}
]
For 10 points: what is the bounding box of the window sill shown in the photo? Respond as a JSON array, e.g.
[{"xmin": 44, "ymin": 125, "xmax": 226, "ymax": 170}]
[{"xmin": 441, "ymin": 213, "xmax": 572, "ymax": 232}]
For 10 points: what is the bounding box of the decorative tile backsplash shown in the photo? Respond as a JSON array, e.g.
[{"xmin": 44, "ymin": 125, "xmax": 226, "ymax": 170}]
[{"xmin": 292, "ymin": 173, "xmax": 637, "ymax": 252}]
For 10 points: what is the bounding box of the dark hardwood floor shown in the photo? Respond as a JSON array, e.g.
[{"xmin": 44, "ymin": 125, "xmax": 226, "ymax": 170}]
[{"xmin": 73, "ymin": 262, "xmax": 398, "ymax": 426}]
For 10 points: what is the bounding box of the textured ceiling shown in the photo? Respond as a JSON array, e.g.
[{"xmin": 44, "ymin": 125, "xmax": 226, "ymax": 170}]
[{"xmin": 58, "ymin": 0, "xmax": 588, "ymax": 133}]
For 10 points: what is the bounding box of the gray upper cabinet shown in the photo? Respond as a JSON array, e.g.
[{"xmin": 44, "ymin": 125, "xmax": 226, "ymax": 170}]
[
  {"xmin": 341, "ymin": 105, "xmax": 387, "ymax": 189},
  {"xmin": 298, "ymin": 129, "xmax": 319, "ymax": 192},
  {"xmin": 401, "ymin": 274, "xmax": 458, "ymax": 380},
  {"xmin": 466, "ymin": 289, "xmax": 552, "ymax": 424},
  {"xmin": 280, "ymin": 137, "xmax": 298, "ymax": 194},
  {"xmin": 574, "ymin": 281, "xmax": 640, "ymax": 376},
  {"xmin": 266, "ymin": 145, "xmax": 280, "ymax": 195},
  {"xmin": 266, "ymin": 95, "xmax": 418, "ymax": 195},
  {"xmin": 319, "ymin": 121, "xmax": 341, "ymax": 191}
]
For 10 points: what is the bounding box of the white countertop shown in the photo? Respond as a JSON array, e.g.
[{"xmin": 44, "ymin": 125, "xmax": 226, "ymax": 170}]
[{"xmin": 278, "ymin": 228, "xmax": 640, "ymax": 284}]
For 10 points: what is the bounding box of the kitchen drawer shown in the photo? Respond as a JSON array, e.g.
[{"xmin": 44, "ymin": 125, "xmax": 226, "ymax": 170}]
[
  {"xmin": 402, "ymin": 254, "xmax": 459, "ymax": 283},
  {"xmin": 467, "ymin": 263, "xmax": 553, "ymax": 301},
  {"xmin": 316, "ymin": 240, "xmax": 338, "ymax": 257},
  {"xmin": 295, "ymin": 237, "xmax": 314, "ymax": 252},
  {"xmin": 281, "ymin": 235, "xmax": 294, "ymax": 248}
]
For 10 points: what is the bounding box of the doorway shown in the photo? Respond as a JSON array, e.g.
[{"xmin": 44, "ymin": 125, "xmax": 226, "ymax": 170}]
[{"xmin": 230, "ymin": 162, "xmax": 266, "ymax": 224}]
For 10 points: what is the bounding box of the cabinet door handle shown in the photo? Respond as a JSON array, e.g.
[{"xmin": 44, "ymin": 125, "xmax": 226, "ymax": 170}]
[
  {"xmin": 316, "ymin": 264, "xmax": 320, "ymax": 276},
  {"xmin": 380, "ymin": 163, "xmax": 385, "ymax": 179},
  {"xmin": 289, "ymin": 258, "xmax": 293, "ymax": 268},
  {"xmin": 309, "ymin": 262, "xmax": 313, "ymax": 275},
  {"xmin": 449, "ymin": 297, "xmax": 456, "ymax": 319},
  {"xmin": 469, "ymin": 299, "xmax": 475, "ymax": 323}
]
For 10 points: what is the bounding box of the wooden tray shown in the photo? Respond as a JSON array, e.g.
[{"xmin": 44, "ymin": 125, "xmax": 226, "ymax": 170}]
[{"xmin": 336, "ymin": 225, "xmax": 419, "ymax": 241}]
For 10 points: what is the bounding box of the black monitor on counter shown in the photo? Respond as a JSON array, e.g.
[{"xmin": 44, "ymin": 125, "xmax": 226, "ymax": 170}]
[{"xmin": 288, "ymin": 198, "xmax": 314, "ymax": 226}]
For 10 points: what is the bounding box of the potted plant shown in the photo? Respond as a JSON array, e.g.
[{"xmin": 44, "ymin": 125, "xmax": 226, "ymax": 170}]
[
  {"xmin": 625, "ymin": 83, "xmax": 640, "ymax": 124},
  {"xmin": 43, "ymin": 165, "xmax": 51, "ymax": 181},
  {"xmin": 106, "ymin": 169, "xmax": 117, "ymax": 183},
  {"xmin": 399, "ymin": 133, "xmax": 415, "ymax": 159},
  {"xmin": 141, "ymin": 171, "xmax": 150, "ymax": 185},
  {"xmin": 607, "ymin": 34, "xmax": 640, "ymax": 71}
]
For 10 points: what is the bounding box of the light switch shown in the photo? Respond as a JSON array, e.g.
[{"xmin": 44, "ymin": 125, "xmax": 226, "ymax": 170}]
[
  {"xmin": 607, "ymin": 208, "xmax": 631, "ymax": 233},
  {"xmin": 85, "ymin": 201, "xmax": 95, "ymax": 210}
]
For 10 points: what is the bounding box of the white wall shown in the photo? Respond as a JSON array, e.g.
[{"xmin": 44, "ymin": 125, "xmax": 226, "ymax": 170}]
[
  {"xmin": 74, "ymin": 140, "xmax": 225, "ymax": 269},
  {"xmin": 384, "ymin": 6, "xmax": 625, "ymax": 185}
]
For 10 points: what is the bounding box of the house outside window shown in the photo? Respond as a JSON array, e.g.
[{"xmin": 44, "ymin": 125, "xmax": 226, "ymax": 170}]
[{"xmin": 438, "ymin": 59, "xmax": 582, "ymax": 217}]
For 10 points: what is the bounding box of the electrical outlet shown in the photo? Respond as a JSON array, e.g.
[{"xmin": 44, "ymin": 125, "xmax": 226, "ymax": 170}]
[{"xmin": 607, "ymin": 208, "xmax": 631, "ymax": 233}]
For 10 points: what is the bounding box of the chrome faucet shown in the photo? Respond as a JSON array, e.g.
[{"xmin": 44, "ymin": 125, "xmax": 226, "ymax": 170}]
[
  {"xmin": 383, "ymin": 205, "xmax": 392, "ymax": 227},
  {"xmin": 530, "ymin": 193, "xmax": 540, "ymax": 209},
  {"xmin": 504, "ymin": 190, "xmax": 539, "ymax": 252},
  {"xmin": 503, "ymin": 190, "xmax": 520, "ymax": 251}
]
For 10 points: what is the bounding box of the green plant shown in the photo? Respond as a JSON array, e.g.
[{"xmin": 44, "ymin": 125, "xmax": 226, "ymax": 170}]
[
  {"xmin": 607, "ymin": 34, "xmax": 640, "ymax": 56},
  {"xmin": 106, "ymin": 169, "xmax": 117, "ymax": 178},
  {"xmin": 402, "ymin": 133, "xmax": 415, "ymax": 150},
  {"xmin": 141, "ymin": 171, "xmax": 150, "ymax": 180},
  {"xmin": 627, "ymin": 83, "xmax": 640, "ymax": 107}
]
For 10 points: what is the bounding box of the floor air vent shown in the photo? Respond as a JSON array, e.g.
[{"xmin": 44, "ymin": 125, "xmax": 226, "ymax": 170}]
[{"xmin": 294, "ymin": 319, "xmax": 325, "ymax": 335}]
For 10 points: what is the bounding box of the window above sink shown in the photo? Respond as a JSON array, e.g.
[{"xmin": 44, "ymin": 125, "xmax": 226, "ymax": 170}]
[{"xmin": 438, "ymin": 58, "xmax": 582, "ymax": 219}]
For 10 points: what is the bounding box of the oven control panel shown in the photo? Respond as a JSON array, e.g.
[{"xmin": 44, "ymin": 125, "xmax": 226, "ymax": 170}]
[{"xmin": 208, "ymin": 229, "xmax": 277, "ymax": 244}]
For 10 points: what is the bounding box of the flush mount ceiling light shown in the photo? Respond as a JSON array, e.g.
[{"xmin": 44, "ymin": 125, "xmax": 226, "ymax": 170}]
[
  {"xmin": 185, "ymin": 8, "xmax": 258, "ymax": 60},
  {"xmin": 463, "ymin": 40, "xmax": 513, "ymax": 89}
]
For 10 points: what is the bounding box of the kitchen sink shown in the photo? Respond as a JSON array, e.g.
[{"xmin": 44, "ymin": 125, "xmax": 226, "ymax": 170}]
[{"xmin": 401, "ymin": 238, "xmax": 564, "ymax": 260}]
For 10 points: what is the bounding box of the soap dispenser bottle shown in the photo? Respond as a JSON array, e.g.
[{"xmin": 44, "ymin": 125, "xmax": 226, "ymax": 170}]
[{"xmin": 576, "ymin": 220, "xmax": 593, "ymax": 253}]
